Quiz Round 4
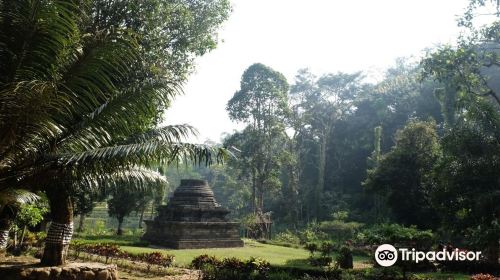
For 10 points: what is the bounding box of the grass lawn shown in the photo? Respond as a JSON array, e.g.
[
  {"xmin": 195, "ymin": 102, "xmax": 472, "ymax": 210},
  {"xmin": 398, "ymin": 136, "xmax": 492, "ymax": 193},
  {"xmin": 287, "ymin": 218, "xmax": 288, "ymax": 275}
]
[
  {"xmin": 120, "ymin": 239, "xmax": 317, "ymax": 268},
  {"xmin": 74, "ymin": 234, "xmax": 372, "ymax": 269},
  {"xmin": 73, "ymin": 235, "xmax": 472, "ymax": 279}
]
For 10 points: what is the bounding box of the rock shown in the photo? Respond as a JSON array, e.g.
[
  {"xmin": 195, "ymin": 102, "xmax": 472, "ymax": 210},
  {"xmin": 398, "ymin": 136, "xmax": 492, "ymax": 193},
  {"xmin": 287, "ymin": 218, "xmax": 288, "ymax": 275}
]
[
  {"xmin": 35, "ymin": 269, "xmax": 51, "ymax": 280},
  {"xmin": 82, "ymin": 270, "xmax": 94, "ymax": 280},
  {"xmin": 61, "ymin": 267, "xmax": 77, "ymax": 280},
  {"xmin": 95, "ymin": 270, "xmax": 109, "ymax": 280},
  {"xmin": 109, "ymin": 269, "xmax": 118, "ymax": 280},
  {"xmin": 50, "ymin": 267, "xmax": 62, "ymax": 279},
  {"xmin": 0, "ymin": 258, "xmax": 118, "ymax": 280}
]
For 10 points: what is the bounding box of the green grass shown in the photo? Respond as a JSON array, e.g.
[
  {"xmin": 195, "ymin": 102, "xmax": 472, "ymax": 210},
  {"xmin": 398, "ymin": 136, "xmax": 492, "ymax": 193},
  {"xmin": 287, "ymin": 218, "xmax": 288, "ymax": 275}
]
[
  {"xmin": 120, "ymin": 239, "xmax": 320, "ymax": 268},
  {"xmin": 73, "ymin": 234, "xmax": 370, "ymax": 269},
  {"xmin": 73, "ymin": 235, "xmax": 474, "ymax": 279}
]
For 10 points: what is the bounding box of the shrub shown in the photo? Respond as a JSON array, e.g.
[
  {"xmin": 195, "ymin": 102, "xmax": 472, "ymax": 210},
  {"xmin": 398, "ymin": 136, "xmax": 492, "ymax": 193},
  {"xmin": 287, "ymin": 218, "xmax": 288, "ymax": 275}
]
[
  {"xmin": 319, "ymin": 241, "xmax": 335, "ymax": 256},
  {"xmin": 192, "ymin": 255, "xmax": 270, "ymax": 280},
  {"xmin": 274, "ymin": 230, "xmax": 301, "ymax": 245},
  {"xmin": 138, "ymin": 252, "xmax": 175, "ymax": 271},
  {"xmin": 308, "ymin": 256, "xmax": 332, "ymax": 267},
  {"xmin": 470, "ymin": 274, "xmax": 498, "ymax": 280},
  {"xmin": 268, "ymin": 271, "xmax": 296, "ymax": 280},
  {"xmin": 191, "ymin": 254, "xmax": 221, "ymax": 269},
  {"xmin": 305, "ymin": 243, "xmax": 318, "ymax": 256},
  {"xmin": 360, "ymin": 224, "xmax": 435, "ymax": 250},
  {"xmin": 298, "ymin": 222, "xmax": 328, "ymax": 244},
  {"xmin": 360, "ymin": 267, "xmax": 404, "ymax": 280},
  {"xmin": 70, "ymin": 243, "xmax": 174, "ymax": 274},
  {"xmin": 318, "ymin": 220, "xmax": 364, "ymax": 242},
  {"xmin": 336, "ymin": 245, "xmax": 353, "ymax": 269}
]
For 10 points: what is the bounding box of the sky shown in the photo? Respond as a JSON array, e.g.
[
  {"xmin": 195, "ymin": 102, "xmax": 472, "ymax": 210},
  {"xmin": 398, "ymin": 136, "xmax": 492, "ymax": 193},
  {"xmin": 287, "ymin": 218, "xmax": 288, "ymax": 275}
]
[{"xmin": 164, "ymin": 0, "xmax": 471, "ymax": 143}]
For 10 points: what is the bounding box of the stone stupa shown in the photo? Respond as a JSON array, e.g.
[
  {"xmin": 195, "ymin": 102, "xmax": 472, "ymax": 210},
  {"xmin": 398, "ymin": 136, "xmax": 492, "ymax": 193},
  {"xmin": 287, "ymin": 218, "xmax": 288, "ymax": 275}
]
[{"xmin": 142, "ymin": 179, "xmax": 243, "ymax": 249}]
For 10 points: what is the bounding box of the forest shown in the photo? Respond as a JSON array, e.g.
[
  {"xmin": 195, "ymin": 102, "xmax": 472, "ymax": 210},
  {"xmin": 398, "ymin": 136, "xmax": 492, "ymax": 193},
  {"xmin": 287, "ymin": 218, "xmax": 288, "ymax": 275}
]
[{"xmin": 0, "ymin": 0, "xmax": 499, "ymax": 279}]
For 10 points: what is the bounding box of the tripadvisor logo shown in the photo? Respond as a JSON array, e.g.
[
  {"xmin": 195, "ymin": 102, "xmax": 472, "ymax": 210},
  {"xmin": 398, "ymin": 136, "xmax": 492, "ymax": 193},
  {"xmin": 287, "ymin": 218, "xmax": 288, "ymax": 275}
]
[
  {"xmin": 374, "ymin": 244, "xmax": 482, "ymax": 267},
  {"xmin": 375, "ymin": 244, "xmax": 398, "ymax": 267}
]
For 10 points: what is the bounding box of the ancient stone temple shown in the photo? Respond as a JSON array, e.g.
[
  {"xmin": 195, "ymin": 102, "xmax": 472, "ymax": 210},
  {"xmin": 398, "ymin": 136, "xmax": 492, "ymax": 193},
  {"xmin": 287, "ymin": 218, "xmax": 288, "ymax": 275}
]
[{"xmin": 142, "ymin": 179, "xmax": 243, "ymax": 249}]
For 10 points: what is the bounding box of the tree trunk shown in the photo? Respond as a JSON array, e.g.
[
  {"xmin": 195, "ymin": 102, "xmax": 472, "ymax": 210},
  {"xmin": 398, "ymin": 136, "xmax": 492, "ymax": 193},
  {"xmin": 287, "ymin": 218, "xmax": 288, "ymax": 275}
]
[
  {"xmin": 258, "ymin": 187, "xmax": 264, "ymax": 211},
  {"xmin": 251, "ymin": 169, "xmax": 256, "ymax": 213},
  {"xmin": 0, "ymin": 208, "xmax": 13, "ymax": 254},
  {"xmin": 487, "ymin": 237, "xmax": 499, "ymax": 264},
  {"xmin": 117, "ymin": 218, "xmax": 123, "ymax": 236},
  {"xmin": 138, "ymin": 206, "xmax": 145, "ymax": 229},
  {"xmin": 314, "ymin": 133, "xmax": 327, "ymax": 219},
  {"xmin": 19, "ymin": 225, "xmax": 26, "ymax": 247},
  {"xmin": 41, "ymin": 189, "xmax": 74, "ymax": 266},
  {"xmin": 77, "ymin": 214, "xmax": 85, "ymax": 232},
  {"xmin": 150, "ymin": 201, "xmax": 154, "ymax": 220}
]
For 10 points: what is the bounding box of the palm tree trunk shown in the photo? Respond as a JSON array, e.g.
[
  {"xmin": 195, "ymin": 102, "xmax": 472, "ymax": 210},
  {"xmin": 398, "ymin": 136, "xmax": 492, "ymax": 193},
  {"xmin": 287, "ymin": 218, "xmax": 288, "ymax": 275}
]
[
  {"xmin": 0, "ymin": 209, "xmax": 12, "ymax": 254},
  {"xmin": 41, "ymin": 189, "xmax": 74, "ymax": 266}
]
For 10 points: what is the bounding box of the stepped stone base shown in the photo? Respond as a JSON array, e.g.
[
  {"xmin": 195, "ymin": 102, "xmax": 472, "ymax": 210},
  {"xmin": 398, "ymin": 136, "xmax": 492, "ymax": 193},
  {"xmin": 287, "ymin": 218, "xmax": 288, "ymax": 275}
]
[
  {"xmin": 0, "ymin": 259, "xmax": 118, "ymax": 280},
  {"xmin": 149, "ymin": 238, "xmax": 244, "ymax": 249},
  {"xmin": 143, "ymin": 221, "xmax": 244, "ymax": 249}
]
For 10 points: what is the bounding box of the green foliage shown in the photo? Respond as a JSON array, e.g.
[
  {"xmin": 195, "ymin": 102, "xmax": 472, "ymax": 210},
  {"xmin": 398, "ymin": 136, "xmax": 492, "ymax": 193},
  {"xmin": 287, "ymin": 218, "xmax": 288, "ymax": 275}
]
[
  {"xmin": 318, "ymin": 220, "xmax": 364, "ymax": 242},
  {"xmin": 305, "ymin": 243, "xmax": 319, "ymax": 256},
  {"xmin": 226, "ymin": 63, "xmax": 290, "ymax": 214},
  {"xmin": 331, "ymin": 211, "xmax": 349, "ymax": 221},
  {"xmin": 319, "ymin": 241, "xmax": 335, "ymax": 257},
  {"xmin": 191, "ymin": 255, "xmax": 270, "ymax": 280},
  {"xmin": 107, "ymin": 186, "xmax": 153, "ymax": 235},
  {"xmin": 422, "ymin": 19, "xmax": 500, "ymax": 264},
  {"xmin": 15, "ymin": 203, "xmax": 48, "ymax": 229},
  {"xmin": 359, "ymin": 224, "xmax": 435, "ymax": 250},
  {"xmin": 268, "ymin": 271, "xmax": 297, "ymax": 280},
  {"xmin": 273, "ymin": 230, "xmax": 301, "ymax": 246},
  {"xmin": 432, "ymin": 119, "xmax": 500, "ymax": 263},
  {"xmin": 363, "ymin": 120, "xmax": 441, "ymax": 229},
  {"xmin": 71, "ymin": 243, "xmax": 174, "ymax": 272},
  {"xmin": 308, "ymin": 256, "xmax": 332, "ymax": 267},
  {"xmin": 0, "ymin": 0, "xmax": 231, "ymax": 240},
  {"xmin": 335, "ymin": 245, "xmax": 353, "ymax": 269},
  {"xmin": 359, "ymin": 267, "xmax": 404, "ymax": 280}
]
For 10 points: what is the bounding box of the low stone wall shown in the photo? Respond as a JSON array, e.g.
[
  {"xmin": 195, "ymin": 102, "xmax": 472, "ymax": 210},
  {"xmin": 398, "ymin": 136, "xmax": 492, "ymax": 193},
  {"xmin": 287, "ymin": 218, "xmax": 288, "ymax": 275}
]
[{"xmin": 1, "ymin": 262, "xmax": 118, "ymax": 280}]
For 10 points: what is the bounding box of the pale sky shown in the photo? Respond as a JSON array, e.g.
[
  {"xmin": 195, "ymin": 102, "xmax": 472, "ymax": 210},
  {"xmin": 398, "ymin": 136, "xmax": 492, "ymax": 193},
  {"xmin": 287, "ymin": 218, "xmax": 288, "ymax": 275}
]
[{"xmin": 164, "ymin": 0, "xmax": 471, "ymax": 143}]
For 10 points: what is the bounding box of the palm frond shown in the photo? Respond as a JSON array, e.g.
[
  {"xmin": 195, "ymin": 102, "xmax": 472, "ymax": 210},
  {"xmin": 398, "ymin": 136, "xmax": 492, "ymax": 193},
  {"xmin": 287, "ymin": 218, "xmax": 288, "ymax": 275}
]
[
  {"xmin": 55, "ymin": 83, "xmax": 180, "ymax": 152},
  {"xmin": 75, "ymin": 166, "xmax": 167, "ymax": 194},
  {"xmin": 0, "ymin": 29, "xmax": 139, "ymax": 170},
  {"xmin": 125, "ymin": 124, "xmax": 198, "ymax": 144},
  {"xmin": 54, "ymin": 141, "xmax": 229, "ymax": 169},
  {"xmin": 0, "ymin": 189, "xmax": 40, "ymax": 209}
]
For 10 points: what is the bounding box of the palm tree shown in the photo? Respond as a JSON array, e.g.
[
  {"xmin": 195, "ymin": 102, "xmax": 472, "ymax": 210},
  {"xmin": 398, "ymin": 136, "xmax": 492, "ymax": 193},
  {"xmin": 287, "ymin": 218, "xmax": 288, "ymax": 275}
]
[{"xmin": 0, "ymin": 0, "xmax": 227, "ymax": 265}]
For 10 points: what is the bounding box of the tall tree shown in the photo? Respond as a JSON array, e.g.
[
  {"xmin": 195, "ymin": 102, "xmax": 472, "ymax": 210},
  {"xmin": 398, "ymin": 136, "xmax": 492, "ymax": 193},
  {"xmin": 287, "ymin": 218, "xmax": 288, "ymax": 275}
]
[
  {"xmin": 363, "ymin": 121, "xmax": 441, "ymax": 229},
  {"xmin": 107, "ymin": 175, "xmax": 166, "ymax": 235},
  {"xmin": 289, "ymin": 70, "xmax": 363, "ymax": 220},
  {"xmin": 226, "ymin": 63, "xmax": 290, "ymax": 213},
  {"xmin": 423, "ymin": 19, "xmax": 500, "ymax": 264}
]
